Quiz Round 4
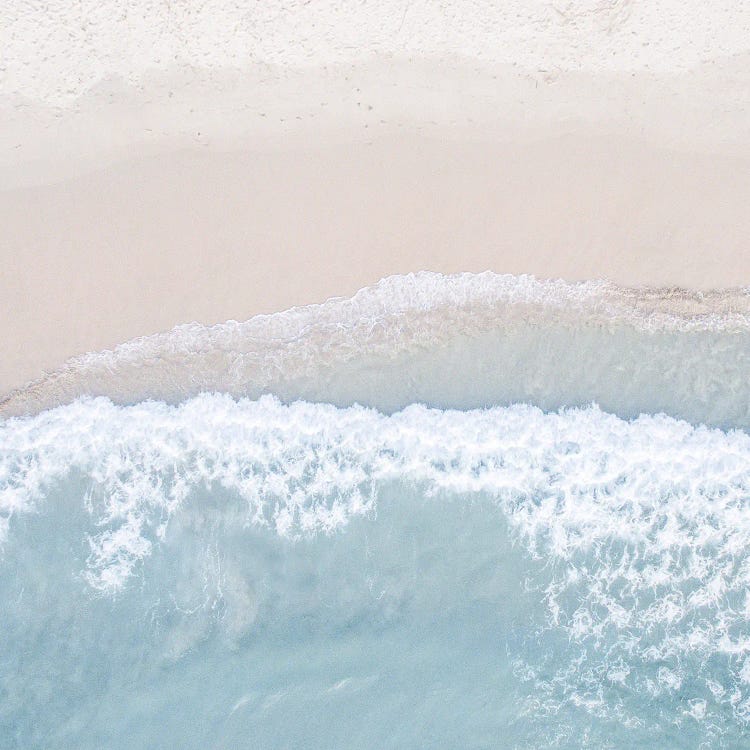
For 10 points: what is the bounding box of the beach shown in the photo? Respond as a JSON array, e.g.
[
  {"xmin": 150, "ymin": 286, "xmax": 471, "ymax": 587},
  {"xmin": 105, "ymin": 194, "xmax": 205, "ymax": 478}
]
[
  {"xmin": 6, "ymin": 4, "xmax": 750, "ymax": 746},
  {"xmin": 3, "ymin": 2, "xmax": 750, "ymax": 399}
]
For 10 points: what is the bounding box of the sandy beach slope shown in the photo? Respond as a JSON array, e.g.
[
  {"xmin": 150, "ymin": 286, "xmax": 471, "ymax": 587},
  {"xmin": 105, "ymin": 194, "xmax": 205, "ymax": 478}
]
[{"xmin": 2, "ymin": 2, "xmax": 750, "ymax": 398}]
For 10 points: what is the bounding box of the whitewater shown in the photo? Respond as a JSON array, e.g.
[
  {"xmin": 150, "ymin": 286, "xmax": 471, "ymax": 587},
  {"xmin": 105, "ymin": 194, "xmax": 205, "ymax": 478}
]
[{"xmin": 3, "ymin": 273, "xmax": 750, "ymax": 748}]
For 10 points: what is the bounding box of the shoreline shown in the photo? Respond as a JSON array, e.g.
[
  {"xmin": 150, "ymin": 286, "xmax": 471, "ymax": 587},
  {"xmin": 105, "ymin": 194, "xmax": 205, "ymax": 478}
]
[
  {"xmin": 4, "ymin": 271, "xmax": 750, "ymax": 423},
  {"xmin": 3, "ymin": 57, "xmax": 750, "ymax": 399}
]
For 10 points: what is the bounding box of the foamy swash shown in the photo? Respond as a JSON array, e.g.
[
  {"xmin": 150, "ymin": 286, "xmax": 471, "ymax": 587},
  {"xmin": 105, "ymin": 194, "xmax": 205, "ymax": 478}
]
[
  {"xmin": 3, "ymin": 273, "xmax": 750, "ymax": 749},
  {"xmin": 3, "ymin": 272, "xmax": 750, "ymax": 426}
]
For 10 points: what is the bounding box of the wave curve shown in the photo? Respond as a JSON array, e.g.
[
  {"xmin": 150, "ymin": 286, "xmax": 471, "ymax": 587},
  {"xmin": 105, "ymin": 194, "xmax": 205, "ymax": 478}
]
[{"xmin": 3, "ymin": 272, "xmax": 750, "ymax": 427}]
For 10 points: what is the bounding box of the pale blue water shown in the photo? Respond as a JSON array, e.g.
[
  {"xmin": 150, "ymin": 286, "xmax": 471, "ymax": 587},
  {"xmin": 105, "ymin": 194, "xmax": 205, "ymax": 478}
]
[{"xmin": 3, "ymin": 274, "xmax": 750, "ymax": 748}]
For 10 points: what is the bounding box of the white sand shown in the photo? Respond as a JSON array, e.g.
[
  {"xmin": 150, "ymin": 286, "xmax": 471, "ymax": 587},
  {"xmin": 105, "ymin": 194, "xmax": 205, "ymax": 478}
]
[{"xmin": 2, "ymin": 3, "xmax": 750, "ymax": 398}]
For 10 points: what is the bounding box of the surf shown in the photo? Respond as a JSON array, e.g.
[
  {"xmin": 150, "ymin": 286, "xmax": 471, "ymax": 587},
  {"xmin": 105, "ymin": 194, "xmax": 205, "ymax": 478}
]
[{"xmin": 3, "ymin": 396, "xmax": 750, "ymax": 746}]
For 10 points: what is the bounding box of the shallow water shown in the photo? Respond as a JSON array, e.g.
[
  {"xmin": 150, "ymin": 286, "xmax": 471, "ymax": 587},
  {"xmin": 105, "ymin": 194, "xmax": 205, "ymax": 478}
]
[
  {"xmin": 3, "ymin": 274, "xmax": 750, "ymax": 748},
  {"xmin": 5, "ymin": 273, "xmax": 750, "ymax": 427}
]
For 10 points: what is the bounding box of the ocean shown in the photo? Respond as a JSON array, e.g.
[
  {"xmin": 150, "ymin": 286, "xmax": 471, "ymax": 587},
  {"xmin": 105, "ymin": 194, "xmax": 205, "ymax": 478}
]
[{"xmin": 2, "ymin": 273, "xmax": 750, "ymax": 748}]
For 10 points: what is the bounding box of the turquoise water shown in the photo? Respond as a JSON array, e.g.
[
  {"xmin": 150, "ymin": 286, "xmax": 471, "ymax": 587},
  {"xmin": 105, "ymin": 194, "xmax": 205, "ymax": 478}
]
[
  {"xmin": 3, "ymin": 396, "xmax": 750, "ymax": 748},
  {"xmin": 3, "ymin": 274, "xmax": 750, "ymax": 748}
]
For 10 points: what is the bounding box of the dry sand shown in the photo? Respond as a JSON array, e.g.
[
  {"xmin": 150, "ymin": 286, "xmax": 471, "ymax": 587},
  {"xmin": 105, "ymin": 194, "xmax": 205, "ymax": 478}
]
[{"xmin": 3, "ymin": 2, "xmax": 750, "ymax": 399}]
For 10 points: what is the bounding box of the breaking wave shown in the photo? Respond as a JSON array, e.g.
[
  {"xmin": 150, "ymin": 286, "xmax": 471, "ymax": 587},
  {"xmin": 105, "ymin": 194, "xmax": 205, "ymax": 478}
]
[{"xmin": 3, "ymin": 395, "xmax": 750, "ymax": 747}]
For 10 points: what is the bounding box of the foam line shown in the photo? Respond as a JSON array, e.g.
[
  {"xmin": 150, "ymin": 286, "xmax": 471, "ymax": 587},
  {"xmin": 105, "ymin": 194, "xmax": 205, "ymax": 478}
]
[{"xmin": 3, "ymin": 273, "xmax": 750, "ymax": 426}]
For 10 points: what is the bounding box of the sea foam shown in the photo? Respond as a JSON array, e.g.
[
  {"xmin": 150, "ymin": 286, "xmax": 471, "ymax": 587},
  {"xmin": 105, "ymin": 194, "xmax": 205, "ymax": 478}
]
[
  {"xmin": 3, "ymin": 395, "xmax": 750, "ymax": 747},
  {"xmin": 3, "ymin": 272, "xmax": 750, "ymax": 427},
  {"xmin": 2, "ymin": 392, "xmax": 749, "ymax": 595}
]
